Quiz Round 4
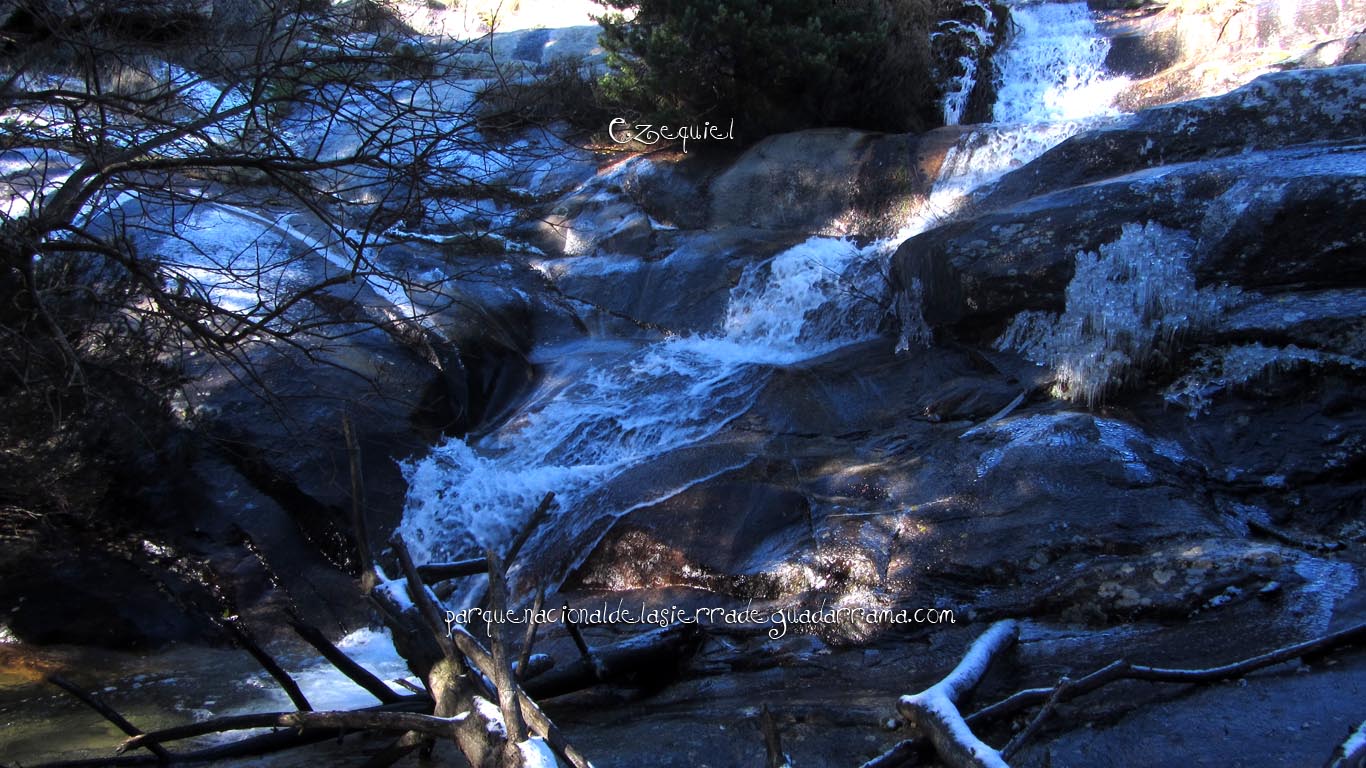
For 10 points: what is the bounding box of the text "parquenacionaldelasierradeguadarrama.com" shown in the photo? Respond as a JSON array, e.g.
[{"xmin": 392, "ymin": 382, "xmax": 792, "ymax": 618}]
[{"xmin": 446, "ymin": 601, "xmax": 957, "ymax": 640}]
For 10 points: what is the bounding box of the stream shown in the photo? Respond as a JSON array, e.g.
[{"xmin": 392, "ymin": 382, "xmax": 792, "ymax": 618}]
[{"xmin": 2, "ymin": 1, "xmax": 1131, "ymax": 762}]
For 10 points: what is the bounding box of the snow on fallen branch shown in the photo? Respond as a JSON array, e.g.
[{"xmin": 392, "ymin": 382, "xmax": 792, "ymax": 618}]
[
  {"xmin": 1326, "ymin": 718, "xmax": 1366, "ymax": 768},
  {"xmin": 896, "ymin": 619, "xmax": 1019, "ymax": 768},
  {"xmin": 868, "ymin": 618, "xmax": 1366, "ymax": 768}
]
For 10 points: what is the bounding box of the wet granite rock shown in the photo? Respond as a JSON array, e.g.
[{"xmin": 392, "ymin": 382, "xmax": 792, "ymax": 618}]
[
  {"xmin": 1097, "ymin": 0, "xmax": 1366, "ymax": 112},
  {"xmin": 707, "ymin": 128, "xmax": 968, "ymax": 240}
]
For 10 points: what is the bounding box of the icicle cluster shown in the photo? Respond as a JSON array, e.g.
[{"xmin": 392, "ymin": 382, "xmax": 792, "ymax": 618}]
[{"xmin": 996, "ymin": 222, "xmax": 1236, "ymax": 404}]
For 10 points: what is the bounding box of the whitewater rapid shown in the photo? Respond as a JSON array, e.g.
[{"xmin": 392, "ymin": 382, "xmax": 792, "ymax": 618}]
[{"xmin": 397, "ymin": 1, "xmax": 1129, "ymax": 573}]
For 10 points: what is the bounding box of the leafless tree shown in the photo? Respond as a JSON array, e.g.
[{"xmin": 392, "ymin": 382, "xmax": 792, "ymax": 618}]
[{"xmin": 0, "ymin": 0, "xmax": 561, "ymax": 531}]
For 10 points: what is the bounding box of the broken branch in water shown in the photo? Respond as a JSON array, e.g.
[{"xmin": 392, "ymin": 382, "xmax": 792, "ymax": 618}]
[
  {"xmin": 46, "ymin": 674, "xmax": 173, "ymax": 763},
  {"xmin": 218, "ymin": 618, "xmax": 312, "ymax": 712},
  {"xmin": 288, "ymin": 615, "xmax": 403, "ymax": 705},
  {"xmin": 118, "ymin": 706, "xmax": 464, "ymax": 752}
]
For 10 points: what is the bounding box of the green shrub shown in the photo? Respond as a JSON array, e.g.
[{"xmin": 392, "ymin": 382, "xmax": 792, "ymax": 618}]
[{"xmin": 596, "ymin": 0, "xmax": 947, "ymax": 141}]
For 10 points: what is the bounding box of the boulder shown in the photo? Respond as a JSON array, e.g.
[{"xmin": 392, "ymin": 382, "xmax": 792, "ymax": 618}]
[
  {"xmin": 707, "ymin": 128, "xmax": 969, "ymax": 240},
  {"xmin": 0, "ymin": 546, "xmax": 222, "ymax": 648},
  {"xmin": 895, "ymin": 144, "xmax": 1366, "ymax": 339}
]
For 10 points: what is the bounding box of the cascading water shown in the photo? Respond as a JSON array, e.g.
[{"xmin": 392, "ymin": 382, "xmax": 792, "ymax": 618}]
[
  {"xmin": 397, "ymin": 0, "xmax": 1130, "ymax": 575},
  {"xmin": 922, "ymin": 1, "xmax": 1129, "ymax": 214},
  {"xmin": 401, "ymin": 236, "xmax": 883, "ymax": 565},
  {"xmin": 991, "ymin": 1, "xmax": 1128, "ymax": 124}
]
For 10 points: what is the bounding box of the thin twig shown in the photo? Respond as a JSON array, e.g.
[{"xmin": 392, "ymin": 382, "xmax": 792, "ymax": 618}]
[
  {"xmin": 999, "ymin": 676, "xmax": 1069, "ymax": 760},
  {"xmin": 505, "ymin": 491, "xmax": 556, "ymax": 565}
]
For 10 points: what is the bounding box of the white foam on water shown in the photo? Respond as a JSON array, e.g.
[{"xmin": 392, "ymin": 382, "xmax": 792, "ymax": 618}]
[
  {"xmin": 889, "ymin": 1, "xmax": 1132, "ymax": 316},
  {"xmin": 236, "ymin": 627, "xmax": 413, "ymax": 714},
  {"xmin": 937, "ymin": 0, "xmax": 1001, "ymax": 125},
  {"xmin": 992, "ymin": 1, "xmax": 1129, "ymax": 124}
]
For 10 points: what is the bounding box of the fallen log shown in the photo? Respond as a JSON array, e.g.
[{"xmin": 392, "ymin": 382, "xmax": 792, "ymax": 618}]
[
  {"xmin": 116, "ymin": 696, "xmax": 431, "ymax": 753},
  {"xmin": 121, "ymin": 709, "xmax": 468, "ymax": 746},
  {"xmin": 417, "ymin": 557, "xmax": 488, "ymax": 582}
]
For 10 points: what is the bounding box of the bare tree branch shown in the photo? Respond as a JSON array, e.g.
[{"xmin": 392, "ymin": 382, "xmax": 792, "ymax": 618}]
[{"xmin": 46, "ymin": 674, "xmax": 173, "ymax": 763}]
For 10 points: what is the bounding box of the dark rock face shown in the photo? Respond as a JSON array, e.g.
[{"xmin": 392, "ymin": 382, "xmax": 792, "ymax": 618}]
[
  {"xmin": 0, "ymin": 547, "xmax": 222, "ymax": 648},
  {"xmin": 896, "ymin": 146, "xmax": 1366, "ymax": 338},
  {"xmin": 871, "ymin": 68, "xmax": 1365, "ymax": 644}
]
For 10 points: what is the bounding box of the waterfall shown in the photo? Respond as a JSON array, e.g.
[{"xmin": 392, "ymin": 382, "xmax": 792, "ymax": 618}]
[
  {"xmin": 991, "ymin": 1, "xmax": 1128, "ymax": 124},
  {"xmin": 397, "ymin": 0, "xmax": 1130, "ymax": 572}
]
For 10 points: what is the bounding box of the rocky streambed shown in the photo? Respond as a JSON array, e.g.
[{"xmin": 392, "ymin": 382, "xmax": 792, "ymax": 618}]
[{"xmin": 2, "ymin": 0, "xmax": 1365, "ymax": 766}]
